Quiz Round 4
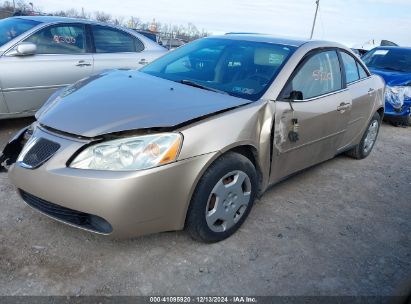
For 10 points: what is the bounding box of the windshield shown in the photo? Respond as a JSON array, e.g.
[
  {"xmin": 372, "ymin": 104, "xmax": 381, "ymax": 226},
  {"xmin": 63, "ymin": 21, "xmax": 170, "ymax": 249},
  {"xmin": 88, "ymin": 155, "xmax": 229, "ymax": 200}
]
[
  {"xmin": 362, "ymin": 48, "xmax": 411, "ymax": 73},
  {"xmin": 141, "ymin": 38, "xmax": 296, "ymax": 101},
  {"xmin": 0, "ymin": 18, "xmax": 41, "ymax": 47}
]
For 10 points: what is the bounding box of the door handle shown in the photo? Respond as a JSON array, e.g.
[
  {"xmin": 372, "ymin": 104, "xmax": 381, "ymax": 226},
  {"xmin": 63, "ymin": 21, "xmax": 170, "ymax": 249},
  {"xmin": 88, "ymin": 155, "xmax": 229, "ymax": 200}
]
[
  {"xmin": 337, "ymin": 102, "xmax": 351, "ymax": 113},
  {"xmin": 368, "ymin": 88, "xmax": 375, "ymax": 95},
  {"xmin": 76, "ymin": 60, "xmax": 92, "ymax": 67},
  {"xmin": 138, "ymin": 58, "xmax": 148, "ymax": 65}
]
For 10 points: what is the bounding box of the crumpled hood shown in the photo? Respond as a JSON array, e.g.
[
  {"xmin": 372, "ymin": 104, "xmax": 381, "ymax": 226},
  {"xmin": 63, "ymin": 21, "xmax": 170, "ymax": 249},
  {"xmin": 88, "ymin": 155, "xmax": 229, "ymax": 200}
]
[
  {"xmin": 369, "ymin": 68, "xmax": 411, "ymax": 86},
  {"xmin": 37, "ymin": 70, "xmax": 251, "ymax": 137}
]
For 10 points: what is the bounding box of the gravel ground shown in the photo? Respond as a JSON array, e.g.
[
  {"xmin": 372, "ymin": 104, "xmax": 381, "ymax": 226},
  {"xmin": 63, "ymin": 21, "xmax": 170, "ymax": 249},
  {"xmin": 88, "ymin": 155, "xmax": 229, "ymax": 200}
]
[{"xmin": 0, "ymin": 117, "xmax": 410, "ymax": 296}]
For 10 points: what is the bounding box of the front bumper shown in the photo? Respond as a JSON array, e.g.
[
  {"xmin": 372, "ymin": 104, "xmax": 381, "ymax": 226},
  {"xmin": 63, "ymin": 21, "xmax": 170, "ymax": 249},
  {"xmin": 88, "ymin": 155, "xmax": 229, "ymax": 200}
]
[
  {"xmin": 8, "ymin": 125, "xmax": 218, "ymax": 238},
  {"xmin": 385, "ymin": 99, "xmax": 411, "ymax": 119}
]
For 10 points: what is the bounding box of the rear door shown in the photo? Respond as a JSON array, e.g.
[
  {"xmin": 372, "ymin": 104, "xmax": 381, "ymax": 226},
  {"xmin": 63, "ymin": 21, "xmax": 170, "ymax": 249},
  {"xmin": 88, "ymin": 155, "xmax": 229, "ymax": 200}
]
[
  {"xmin": 338, "ymin": 50, "xmax": 375, "ymax": 150},
  {"xmin": 90, "ymin": 25, "xmax": 147, "ymax": 72},
  {"xmin": 271, "ymin": 49, "xmax": 352, "ymax": 182},
  {"xmin": 0, "ymin": 23, "xmax": 93, "ymax": 113}
]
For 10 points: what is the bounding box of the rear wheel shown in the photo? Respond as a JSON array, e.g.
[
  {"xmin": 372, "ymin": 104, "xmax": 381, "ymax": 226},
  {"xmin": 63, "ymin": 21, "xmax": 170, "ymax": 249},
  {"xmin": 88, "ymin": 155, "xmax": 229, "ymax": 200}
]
[
  {"xmin": 185, "ymin": 152, "xmax": 258, "ymax": 243},
  {"xmin": 346, "ymin": 112, "xmax": 381, "ymax": 159}
]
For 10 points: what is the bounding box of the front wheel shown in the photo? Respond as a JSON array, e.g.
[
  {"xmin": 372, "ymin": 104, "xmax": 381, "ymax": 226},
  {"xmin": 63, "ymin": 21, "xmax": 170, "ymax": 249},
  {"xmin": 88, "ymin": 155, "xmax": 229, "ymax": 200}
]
[
  {"xmin": 346, "ymin": 112, "xmax": 381, "ymax": 159},
  {"xmin": 185, "ymin": 152, "xmax": 258, "ymax": 243}
]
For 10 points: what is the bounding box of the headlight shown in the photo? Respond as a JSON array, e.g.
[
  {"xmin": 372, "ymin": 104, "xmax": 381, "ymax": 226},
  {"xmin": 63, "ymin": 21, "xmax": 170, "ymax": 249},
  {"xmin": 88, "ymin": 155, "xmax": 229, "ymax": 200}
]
[
  {"xmin": 385, "ymin": 85, "xmax": 411, "ymax": 109},
  {"xmin": 70, "ymin": 133, "xmax": 182, "ymax": 171}
]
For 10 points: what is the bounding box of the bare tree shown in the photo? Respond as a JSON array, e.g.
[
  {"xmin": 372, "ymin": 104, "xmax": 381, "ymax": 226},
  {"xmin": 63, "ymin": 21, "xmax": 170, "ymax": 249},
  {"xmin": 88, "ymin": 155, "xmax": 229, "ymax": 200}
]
[
  {"xmin": 94, "ymin": 11, "xmax": 111, "ymax": 23},
  {"xmin": 16, "ymin": 0, "xmax": 31, "ymax": 11},
  {"xmin": 113, "ymin": 16, "xmax": 125, "ymax": 26},
  {"xmin": 0, "ymin": 0, "xmax": 210, "ymax": 41},
  {"xmin": 127, "ymin": 16, "xmax": 141, "ymax": 29}
]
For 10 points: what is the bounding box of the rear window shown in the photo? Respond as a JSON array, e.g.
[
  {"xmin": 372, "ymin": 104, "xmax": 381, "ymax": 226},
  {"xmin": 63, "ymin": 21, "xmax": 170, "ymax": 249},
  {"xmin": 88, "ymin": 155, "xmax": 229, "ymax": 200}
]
[
  {"xmin": 357, "ymin": 62, "xmax": 368, "ymax": 79},
  {"xmin": 0, "ymin": 18, "xmax": 40, "ymax": 47},
  {"xmin": 92, "ymin": 25, "xmax": 137, "ymax": 53},
  {"xmin": 340, "ymin": 51, "xmax": 360, "ymax": 83}
]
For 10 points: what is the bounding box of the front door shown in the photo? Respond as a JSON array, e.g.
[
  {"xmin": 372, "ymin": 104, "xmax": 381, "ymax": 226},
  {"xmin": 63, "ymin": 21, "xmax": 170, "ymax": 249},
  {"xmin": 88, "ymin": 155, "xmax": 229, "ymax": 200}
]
[
  {"xmin": 270, "ymin": 49, "xmax": 351, "ymax": 183},
  {"xmin": 0, "ymin": 23, "xmax": 93, "ymax": 114}
]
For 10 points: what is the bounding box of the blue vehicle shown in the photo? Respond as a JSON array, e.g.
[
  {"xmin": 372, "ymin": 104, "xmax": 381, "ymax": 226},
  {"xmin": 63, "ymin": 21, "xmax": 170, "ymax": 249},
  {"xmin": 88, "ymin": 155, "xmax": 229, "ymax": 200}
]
[{"xmin": 362, "ymin": 46, "xmax": 411, "ymax": 126}]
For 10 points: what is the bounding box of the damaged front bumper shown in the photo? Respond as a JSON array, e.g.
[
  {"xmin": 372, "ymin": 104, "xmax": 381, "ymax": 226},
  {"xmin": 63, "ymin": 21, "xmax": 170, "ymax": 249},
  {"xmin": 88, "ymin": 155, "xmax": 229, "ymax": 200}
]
[
  {"xmin": 385, "ymin": 100, "xmax": 411, "ymax": 117},
  {"xmin": 0, "ymin": 125, "xmax": 32, "ymax": 172},
  {"xmin": 384, "ymin": 86, "xmax": 411, "ymax": 124}
]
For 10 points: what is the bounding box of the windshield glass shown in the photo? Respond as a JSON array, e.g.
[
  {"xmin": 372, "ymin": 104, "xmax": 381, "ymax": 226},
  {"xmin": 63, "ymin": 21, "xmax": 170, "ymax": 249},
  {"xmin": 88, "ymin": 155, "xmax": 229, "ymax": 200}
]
[
  {"xmin": 0, "ymin": 18, "xmax": 40, "ymax": 47},
  {"xmin": 141, "ymin": 38, "xmax": 296, "ymax": 101},
  {"xmin": 362, "ymin": 48, "xmax": 411, "ymax": 73}
]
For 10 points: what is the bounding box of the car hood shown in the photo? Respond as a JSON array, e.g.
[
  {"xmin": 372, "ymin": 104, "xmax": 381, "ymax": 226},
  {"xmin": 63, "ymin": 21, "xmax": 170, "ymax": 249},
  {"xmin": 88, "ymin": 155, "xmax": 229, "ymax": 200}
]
[
  {"xmin": 369, "ymin": 68, "xmax": 411, "ymax": 86},
  {"xmin": 37, "ymin": 70, "xmax": 251, "ymax": 137}
]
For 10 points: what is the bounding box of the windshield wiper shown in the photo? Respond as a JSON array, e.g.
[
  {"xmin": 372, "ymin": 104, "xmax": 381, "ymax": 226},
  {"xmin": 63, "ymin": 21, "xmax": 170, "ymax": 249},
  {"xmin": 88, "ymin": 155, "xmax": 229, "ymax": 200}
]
[{"xmin": 179, "ymin": 79, "xmax": 228, "ymax": 95}]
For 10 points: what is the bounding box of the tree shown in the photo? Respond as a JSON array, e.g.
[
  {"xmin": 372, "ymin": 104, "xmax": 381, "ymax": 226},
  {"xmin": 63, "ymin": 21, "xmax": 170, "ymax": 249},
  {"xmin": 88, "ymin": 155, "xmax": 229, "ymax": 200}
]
[
  {"xmin": 0, "ymin": 0, "xmax": 210, "ymax": 41},
  {"xmin": 94, "ymin": 11, "xmax": 111, "ymax": 23},
  {"xmin": 113, "ymin": 16, "xmax": 125, "ymax": 26},
  {"xmin": 127, "ymin": 16, "xmax": 141, "ymax": 29}
]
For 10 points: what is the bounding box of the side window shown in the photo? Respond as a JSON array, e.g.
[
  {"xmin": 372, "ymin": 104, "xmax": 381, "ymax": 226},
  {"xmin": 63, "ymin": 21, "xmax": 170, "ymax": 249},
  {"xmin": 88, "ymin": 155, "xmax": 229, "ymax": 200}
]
[
  {"xmin": 135, "ymin": 38, "xmax": 144, "ymax": 52},
  {"xmin": 92, "ymin": 26, "xmax": 136, "ymax": 53},
  {"xmin": 340, "ymin": 51, "xmax": 359, "ymax": 83},
  {"xmin": 283, "ymin": 50, "xmax": 342, "ymax": 100},
  {"xmin": 25, "ymin": 24, "xmax": 86, "ymax": 54},
  {"xmin": 357, "ymin": 62, "xmax": 368, "ymax": 79}
]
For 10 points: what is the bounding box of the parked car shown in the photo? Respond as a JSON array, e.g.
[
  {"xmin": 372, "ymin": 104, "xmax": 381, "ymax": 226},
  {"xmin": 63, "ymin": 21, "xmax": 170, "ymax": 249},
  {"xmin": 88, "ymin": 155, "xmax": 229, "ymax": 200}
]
[
  {"xmin": 352, "ymin": 39, "xmax": 398, "ymax": 57},
  {"xmin": 134, "ymin": 29, "xmax": 159, "ymax": 44},
  {"xmin": 1, "ymin": 35, "xmax": 384, "ymax": 242},
  {"xmin": 362, "ymin": 46, "xmax": 411, "ymax": 125},
  {"xmin": 0, "ymin": 16, "xmax": 167, "ymax": 120},
  {"xmin": 160, "ymin": 37, "xmax": 186, "ymax": 50}
]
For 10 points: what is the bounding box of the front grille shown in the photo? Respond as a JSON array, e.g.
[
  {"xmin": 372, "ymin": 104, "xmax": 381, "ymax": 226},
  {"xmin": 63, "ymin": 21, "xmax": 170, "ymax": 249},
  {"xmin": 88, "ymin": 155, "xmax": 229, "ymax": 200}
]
[
  {"xmin": 21, "ymin": 138, "xmax": 60, "ymax": 168},
  {"xmin": 19, "ymin": 190, "xmax": 113, "ymax": 234}
]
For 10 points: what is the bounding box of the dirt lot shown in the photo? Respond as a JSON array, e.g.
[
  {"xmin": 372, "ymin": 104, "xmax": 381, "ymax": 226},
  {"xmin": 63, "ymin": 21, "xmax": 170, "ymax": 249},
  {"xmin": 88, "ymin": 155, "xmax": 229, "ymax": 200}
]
[{"xmin": 0, "ymin": 117, "xmax": 410, "ymax": 296}]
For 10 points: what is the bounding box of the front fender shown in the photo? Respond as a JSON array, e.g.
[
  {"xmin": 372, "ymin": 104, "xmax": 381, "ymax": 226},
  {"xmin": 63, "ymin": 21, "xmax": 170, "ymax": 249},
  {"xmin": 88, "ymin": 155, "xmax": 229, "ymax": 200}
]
[{"xmin": 177, "ymin": 100, "xmax": 274, "ymax": 191}]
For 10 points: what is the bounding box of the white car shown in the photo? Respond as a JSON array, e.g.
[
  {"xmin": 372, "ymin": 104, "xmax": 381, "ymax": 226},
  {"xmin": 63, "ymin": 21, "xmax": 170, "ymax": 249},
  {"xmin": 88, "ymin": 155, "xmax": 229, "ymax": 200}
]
[{"xmin": 0, "ymin": 16, "xmax": 167, "ymax": 119}]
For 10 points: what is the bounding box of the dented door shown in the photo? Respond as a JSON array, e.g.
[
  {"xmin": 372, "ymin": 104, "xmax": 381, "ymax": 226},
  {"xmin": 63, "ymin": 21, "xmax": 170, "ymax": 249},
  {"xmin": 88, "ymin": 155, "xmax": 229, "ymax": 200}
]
[
  {"xmin": 270, "ymin": 90, "xmax": 351, "ymax": 183},
  {"xmin": 269, "ymin": 49, "xmax": 352, "ymax": 183}
]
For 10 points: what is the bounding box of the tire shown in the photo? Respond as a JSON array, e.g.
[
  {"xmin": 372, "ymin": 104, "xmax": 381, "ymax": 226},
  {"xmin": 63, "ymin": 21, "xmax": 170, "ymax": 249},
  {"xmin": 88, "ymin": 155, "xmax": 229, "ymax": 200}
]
[
  {"xmin": 346, "ymin": 112, "xmax": 381, "ymax": 159},
  {"xmin": 406, "ymin": 113, "xmax": 411, "ymax": 126},
  {"xmin": 185, "ymin": 152, "xmax": 258, "ymax": 243}
]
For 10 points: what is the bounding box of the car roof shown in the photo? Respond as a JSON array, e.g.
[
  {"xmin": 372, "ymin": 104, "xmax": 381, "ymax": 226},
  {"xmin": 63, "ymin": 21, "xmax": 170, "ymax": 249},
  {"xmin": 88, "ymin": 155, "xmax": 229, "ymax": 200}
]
[
  {"xmin": 212, "ymin": 34, "xmax": 311, "ymax": 47},
  {"xmin": 15, "ymin": 15, "xmax": 106, "ymax": 25},
  {"xmin": 373, "ymin": 46, "xmax": 411, "ymax": 51}
]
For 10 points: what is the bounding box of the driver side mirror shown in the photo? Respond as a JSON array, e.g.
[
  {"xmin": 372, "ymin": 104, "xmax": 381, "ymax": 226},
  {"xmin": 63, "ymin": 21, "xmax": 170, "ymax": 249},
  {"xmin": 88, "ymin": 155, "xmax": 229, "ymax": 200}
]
[
  {"xmin": 8, "ymin": 42, "xmax": 37, "ymax": 56},
  {"xmin": 287, "ymin": 90, "xmax": 303, "ymax": 101}
]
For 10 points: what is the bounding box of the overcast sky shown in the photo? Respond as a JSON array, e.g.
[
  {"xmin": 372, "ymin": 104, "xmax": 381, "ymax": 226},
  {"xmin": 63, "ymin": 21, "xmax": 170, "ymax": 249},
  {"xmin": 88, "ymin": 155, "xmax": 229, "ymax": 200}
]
[{"xmin": 30, "ymin": 0, "xmax": 411, "ymax": 47}]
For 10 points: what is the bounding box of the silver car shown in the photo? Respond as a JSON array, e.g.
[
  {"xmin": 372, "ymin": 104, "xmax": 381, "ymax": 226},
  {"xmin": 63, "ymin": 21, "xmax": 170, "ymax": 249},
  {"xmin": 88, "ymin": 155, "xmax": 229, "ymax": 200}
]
[{"xmin": 0, "ymin": 16, "xmax": 167, "ymax": 119}]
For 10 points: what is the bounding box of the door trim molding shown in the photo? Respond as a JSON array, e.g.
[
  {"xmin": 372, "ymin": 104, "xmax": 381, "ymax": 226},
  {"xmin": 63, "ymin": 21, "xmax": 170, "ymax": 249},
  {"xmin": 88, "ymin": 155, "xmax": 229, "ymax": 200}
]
[{"xmin": 2, "ymin": 84, "xmax": 68, "ymax": 92}]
